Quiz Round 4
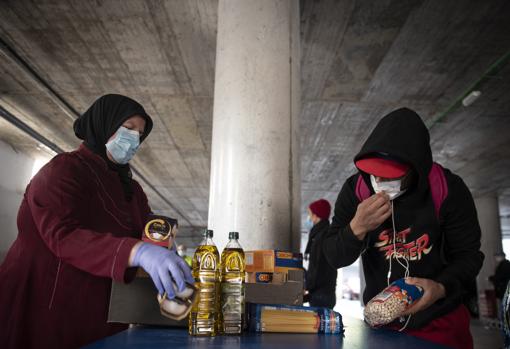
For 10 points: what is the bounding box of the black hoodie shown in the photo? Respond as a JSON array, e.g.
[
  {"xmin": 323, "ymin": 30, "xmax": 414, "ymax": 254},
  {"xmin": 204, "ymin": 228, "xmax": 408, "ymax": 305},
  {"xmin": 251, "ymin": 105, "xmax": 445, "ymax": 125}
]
[
  {"xmin": 305, "ymin": 219, "xmax": 337, "ymax": 294},
  {"xmin": 323, "ymin": 108, "xmax": 484, "ymax": 328}
]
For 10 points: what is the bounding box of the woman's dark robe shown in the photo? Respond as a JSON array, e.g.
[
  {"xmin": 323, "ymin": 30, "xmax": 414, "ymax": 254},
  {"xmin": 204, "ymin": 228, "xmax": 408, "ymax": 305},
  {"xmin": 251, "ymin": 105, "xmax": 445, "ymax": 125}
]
[{"xmin": 0, "ymin": 144, "xmax": 150, "ymax": 348}]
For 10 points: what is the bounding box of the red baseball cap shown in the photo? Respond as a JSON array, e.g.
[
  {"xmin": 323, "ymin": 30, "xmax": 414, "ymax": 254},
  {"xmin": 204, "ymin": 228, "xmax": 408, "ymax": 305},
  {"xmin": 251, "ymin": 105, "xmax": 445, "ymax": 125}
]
[{"xmin": 355, "ymin": 157, "xmax": 410, "ymax": 179}]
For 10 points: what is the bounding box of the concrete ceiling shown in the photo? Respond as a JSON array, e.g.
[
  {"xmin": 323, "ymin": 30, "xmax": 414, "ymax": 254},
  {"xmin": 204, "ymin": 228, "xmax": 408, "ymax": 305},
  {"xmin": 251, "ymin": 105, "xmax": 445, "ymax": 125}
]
[{"xmin": 0, "ymin": 0, "xmax": 509, "ymax": 242}]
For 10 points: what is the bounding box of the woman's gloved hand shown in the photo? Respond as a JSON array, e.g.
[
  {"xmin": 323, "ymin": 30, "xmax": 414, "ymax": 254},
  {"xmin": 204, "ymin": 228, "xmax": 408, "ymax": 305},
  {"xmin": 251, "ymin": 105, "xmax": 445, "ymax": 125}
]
[{"xmin": 131, "ymin": 242, "xmax": 194, "ymax": 299}]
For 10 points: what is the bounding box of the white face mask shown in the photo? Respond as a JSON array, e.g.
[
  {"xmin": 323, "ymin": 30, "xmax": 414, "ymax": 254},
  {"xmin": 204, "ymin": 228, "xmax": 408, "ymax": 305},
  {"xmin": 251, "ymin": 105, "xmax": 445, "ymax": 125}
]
[{"xmin": 370, "ymin": 175, "xmax": 406, "ymax": 200}]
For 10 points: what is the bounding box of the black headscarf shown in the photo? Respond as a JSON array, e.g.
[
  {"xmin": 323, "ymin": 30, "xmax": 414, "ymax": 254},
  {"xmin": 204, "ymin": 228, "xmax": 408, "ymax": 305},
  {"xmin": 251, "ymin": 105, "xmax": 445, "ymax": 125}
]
[{"xmin": 73, "ymin": 94, "xmax": 153, "ymax": 201}]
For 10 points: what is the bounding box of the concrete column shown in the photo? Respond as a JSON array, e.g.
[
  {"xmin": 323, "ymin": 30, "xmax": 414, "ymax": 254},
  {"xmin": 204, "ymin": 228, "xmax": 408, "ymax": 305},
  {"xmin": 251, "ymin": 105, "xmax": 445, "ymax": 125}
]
[
  {"xmin": 475, "ymin": 195, "xmax": 503, "ymax": 293},
  {"xmin": 207, "ymin": 0, "xmax": 301, "ymax": 252}
]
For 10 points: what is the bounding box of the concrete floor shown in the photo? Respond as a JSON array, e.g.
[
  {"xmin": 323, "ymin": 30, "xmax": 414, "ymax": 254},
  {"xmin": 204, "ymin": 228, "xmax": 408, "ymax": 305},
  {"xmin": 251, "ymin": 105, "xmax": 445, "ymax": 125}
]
[{"xmin": 471, "ymin": 319, "xmax": 504, "ymax": 349}]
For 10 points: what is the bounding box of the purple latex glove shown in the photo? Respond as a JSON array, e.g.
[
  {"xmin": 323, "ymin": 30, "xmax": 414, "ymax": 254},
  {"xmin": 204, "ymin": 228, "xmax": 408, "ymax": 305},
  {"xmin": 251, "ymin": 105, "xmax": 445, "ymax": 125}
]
[{"xmin": 132, "ymin": 243, "xmax": 194, "ymax": 298}]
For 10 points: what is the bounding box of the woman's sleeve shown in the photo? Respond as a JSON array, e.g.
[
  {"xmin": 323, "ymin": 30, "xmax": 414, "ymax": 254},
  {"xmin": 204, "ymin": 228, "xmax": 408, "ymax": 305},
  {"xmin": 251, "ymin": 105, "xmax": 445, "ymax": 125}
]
[{"xmin": 27, "ymin": 154, "xmax": 140, "ymax": 282}]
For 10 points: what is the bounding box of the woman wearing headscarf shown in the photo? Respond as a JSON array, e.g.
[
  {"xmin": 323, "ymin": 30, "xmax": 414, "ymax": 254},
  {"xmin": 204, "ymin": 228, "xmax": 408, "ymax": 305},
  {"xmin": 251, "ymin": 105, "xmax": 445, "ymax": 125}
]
[{"xmin": 0, "ymin": 94, "xmax": 193, "ymax": 348}]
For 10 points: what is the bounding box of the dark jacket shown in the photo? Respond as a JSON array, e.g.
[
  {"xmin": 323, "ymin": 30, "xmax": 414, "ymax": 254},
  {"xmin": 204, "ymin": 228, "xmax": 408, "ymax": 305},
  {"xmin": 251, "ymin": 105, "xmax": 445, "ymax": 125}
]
[
  {"xmin": 490, "ymin": 259, "xmax": 510, "ymax": 299},
  {"xmin": 322, "ymin": 108, "xmax": 484, "ymax": 329},
  {"xmin": 305, "ymin": 219, "xmax": 337, "ymax": 294},
  {"xmin": 0, "ymin": 144, "xmax": 150, "ymax": 348}
]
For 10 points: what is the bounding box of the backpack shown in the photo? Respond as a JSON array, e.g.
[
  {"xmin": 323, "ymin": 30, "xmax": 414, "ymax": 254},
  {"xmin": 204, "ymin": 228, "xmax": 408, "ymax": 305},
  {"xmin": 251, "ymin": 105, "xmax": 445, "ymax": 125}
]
[{"xmin": 354, "ymin": 162, "xmax": 448, "ymax": 219}]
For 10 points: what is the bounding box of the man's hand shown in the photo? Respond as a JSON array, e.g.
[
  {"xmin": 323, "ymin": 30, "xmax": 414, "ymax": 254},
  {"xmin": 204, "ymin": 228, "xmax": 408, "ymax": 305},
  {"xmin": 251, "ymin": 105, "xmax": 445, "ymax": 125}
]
[
  {"xmin": 350, "ymin": 193, "xmax": 391, "ymax": 240},
  {"xmin": 401, "ymin": 277, "xmax": 446, "ymax": 315}
]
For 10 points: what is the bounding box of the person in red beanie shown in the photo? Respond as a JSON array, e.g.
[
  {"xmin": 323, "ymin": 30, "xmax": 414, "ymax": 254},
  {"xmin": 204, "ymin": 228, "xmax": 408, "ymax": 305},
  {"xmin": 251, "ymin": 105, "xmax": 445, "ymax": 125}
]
[{"xmin": 304, "ymin": 199, "xmax": 337, "ymax": 308}]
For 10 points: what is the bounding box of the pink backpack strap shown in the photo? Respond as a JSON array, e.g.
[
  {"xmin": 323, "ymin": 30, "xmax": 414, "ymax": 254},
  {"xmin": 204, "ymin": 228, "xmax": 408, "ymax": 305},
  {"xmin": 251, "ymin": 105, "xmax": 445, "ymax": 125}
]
[
  {"xmin": 355, "ymin": 174, "xmax": 371, "ymax": 202},
  {"xmin": 428, "ymin": 162, "xmax": 448, "ymax": 219}
]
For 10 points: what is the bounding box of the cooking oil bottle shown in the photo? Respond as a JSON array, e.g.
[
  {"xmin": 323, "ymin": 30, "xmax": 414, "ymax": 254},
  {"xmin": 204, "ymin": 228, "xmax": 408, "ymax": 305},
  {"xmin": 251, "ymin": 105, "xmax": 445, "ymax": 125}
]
[
  {"xmin": 219, "ymin": 232, "xmax": 245, "ymax": 334},
  {"xmin": 189, "ymin": 229, "xmax": 220, "ymax": 336}
]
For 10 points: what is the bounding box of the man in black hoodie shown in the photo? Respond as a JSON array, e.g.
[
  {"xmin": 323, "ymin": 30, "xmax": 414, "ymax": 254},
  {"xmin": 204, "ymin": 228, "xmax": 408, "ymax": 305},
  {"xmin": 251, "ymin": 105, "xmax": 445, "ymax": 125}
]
[
  {"xmin": 304, "ymin": 199, "xmax": 337, "ymax": 308},
  {"xmin": 323, "ymin": 108, "xmax": 483, "ymax": 349},
  {"xmin": 490, "ymin": 252, "xmax": 510, "ymax": 300}
]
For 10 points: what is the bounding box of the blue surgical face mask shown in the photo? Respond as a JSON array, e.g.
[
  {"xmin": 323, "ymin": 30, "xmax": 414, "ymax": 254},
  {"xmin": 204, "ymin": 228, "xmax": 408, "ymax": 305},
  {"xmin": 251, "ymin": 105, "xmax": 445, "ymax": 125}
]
[
  {"xmin": 304, "ymin": 216, "xmax": 314, "ymax": 230},
  {"xmin": 105, "ymin": 126, "xmax": 140, "ymax": 164}
]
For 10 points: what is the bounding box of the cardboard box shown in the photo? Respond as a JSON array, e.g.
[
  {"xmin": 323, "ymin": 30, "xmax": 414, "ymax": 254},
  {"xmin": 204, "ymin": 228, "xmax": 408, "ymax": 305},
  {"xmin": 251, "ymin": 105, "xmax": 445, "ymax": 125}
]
[
  {"xmin": 246, "ymin": 272, "xmax": 272, "ymax": 283},
  {"xmin": 109, "ymin": 269, "xmax": 304, "ymax": 326},
  {"xmin": 246, "ymin": 272, "xmax": 287, "ymax": 284},
  {"xmin": 108, "ymin": 276, "xmax": 187, "ymax": 327},
  {"xmin": 245, "ymin": 250, "xmax": 303, "ymax": 273},
  {"xmin": 245, "ymin": 269, "xmax": 304, "ymax": 306},
  {"xmin": 271, "ymin": 272, "xmax": 288, "ymax": 284}
]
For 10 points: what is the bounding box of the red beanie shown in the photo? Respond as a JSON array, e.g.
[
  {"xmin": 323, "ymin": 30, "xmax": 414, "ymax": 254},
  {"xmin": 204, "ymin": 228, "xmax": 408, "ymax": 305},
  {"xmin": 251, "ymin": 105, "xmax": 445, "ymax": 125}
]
[{"xmin": 309, "ymin": 199, "xmax": 331, "ymax": 220}]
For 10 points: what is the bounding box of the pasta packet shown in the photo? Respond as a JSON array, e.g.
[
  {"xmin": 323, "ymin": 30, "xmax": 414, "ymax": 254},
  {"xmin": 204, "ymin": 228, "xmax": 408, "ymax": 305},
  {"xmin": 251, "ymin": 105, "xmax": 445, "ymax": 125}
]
[
  {"xmin": 364, "ymin": 278, "xmax": 423, "ymax": 327},
  {"xmin": 248, "ymin": 304, "xmax": 343, "ymax": 334}
]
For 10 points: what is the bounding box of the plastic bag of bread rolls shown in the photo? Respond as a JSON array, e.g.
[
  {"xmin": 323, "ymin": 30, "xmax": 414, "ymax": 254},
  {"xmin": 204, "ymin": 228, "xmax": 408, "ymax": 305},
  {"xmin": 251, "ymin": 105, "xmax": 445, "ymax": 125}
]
[
  {"xmin": 157, "ymin": 282, "xmax": 198, "ymax": 321},
  {"xmin": 364, "ymin": 278, "xmax": 423, "ymax": 327}
]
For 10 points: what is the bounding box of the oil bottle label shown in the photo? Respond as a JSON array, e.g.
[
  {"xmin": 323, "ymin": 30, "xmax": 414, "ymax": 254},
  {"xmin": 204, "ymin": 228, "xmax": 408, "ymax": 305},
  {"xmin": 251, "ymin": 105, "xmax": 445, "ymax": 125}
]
[
  {"xmin": 221, "ymin": 283, "xmax": 244, "ymax": 316},
  {"xmin": 225, "ymin": 253, "xmax": 244, "ymax": 272},
  {"xmin": 200, "ymin": 252, "xmax": 218, "ymax": 272}
]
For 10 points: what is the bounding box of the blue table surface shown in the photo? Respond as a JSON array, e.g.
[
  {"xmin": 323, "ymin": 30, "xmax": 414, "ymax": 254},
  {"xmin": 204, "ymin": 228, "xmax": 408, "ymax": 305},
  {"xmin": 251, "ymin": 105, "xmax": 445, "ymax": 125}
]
[{"xmin": 85, "ymin": 316, "xmax": 450, "ymax": 349}]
